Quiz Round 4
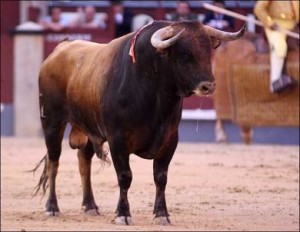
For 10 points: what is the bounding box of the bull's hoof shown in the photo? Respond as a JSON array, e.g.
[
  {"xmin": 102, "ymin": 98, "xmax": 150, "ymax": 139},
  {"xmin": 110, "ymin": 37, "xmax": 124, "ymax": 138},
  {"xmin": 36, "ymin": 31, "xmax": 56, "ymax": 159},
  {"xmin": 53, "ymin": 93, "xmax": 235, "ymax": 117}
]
[
  {"xmin": 84, "ymin": 208, "xmax": 100, "ymax": 216},
  {"xmin": 114, "ymin": 216, "xmax": 132, "ymax": 225},
  {"xmin": 154, "ymin": 216, "xmax": 171, "ymax": 225},
  {"xmin": 45, "ymin": 211, "xmax": 60, "ymax": 216},
  {"xmin": 81, "ymin": 203, "xmax": 99, "ymax": 216}
]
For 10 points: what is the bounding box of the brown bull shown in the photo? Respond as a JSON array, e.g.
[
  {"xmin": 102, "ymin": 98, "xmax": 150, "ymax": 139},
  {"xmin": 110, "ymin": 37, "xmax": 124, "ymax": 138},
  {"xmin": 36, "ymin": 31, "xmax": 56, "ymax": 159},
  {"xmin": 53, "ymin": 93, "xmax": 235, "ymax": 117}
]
[{"xmin": 35, "ymin": 20, "xmax": 245, "ymax": 225}]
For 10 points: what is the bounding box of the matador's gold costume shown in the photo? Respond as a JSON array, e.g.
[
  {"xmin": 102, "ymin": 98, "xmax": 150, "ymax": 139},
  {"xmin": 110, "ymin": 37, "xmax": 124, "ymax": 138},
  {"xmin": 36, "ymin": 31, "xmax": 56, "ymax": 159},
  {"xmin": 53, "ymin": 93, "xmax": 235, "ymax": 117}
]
[{"xmin": 254, "ymin": 1, "xmax": 299, "ymax": 93}]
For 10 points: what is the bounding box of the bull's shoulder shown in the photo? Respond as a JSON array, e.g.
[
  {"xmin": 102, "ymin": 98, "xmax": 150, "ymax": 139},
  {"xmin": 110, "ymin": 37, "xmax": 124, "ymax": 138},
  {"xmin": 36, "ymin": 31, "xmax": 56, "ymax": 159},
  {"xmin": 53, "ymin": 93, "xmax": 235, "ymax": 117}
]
[
  {"xmin": 53, "ymin": 40, "xmax": 104, "ymax": 56},
  {"xmin": 39, "ymin": 40, "xmax": 102, "ymax": 86},
  {"xmin": 41, "ymin": 40, "xmax": 104, "ymax": 71}
]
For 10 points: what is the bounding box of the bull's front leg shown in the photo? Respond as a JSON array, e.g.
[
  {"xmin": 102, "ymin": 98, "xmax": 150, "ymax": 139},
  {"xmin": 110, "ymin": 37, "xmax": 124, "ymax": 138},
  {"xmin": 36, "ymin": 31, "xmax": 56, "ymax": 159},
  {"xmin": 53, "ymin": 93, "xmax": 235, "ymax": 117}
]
[
  {"xmin": 110, "ymin": 136, "xmax": 132, "ymax": 225},
  {"xmin": 153, "ymin": 134, "xmax": 178, "ymax": 225}
]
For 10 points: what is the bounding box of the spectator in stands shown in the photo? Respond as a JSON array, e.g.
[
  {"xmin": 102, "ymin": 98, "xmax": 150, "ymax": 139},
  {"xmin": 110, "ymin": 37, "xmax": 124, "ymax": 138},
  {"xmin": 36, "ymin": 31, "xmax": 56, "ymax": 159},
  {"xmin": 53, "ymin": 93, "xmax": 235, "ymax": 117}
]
[
  {"xmin": 254, "ymin": 0, "xmax": 299, "ymax": 93},
  {"xmin": 39, "ymin": 7, "xmax": 69, "ymax": 31},
  {"xmin": 70, "ymin": 6, "xmax": 107, "ymax": 29},
  {"xmin": 111, "ymin": 1, "xmax": 134, "ymax": 37},
  {"xmin": 203, "ymin": 0, "xmax": 234, "ymax": 31},
  {"xmin": 169, "ymin": 0, "xmax": 198, "ymax": 22}
]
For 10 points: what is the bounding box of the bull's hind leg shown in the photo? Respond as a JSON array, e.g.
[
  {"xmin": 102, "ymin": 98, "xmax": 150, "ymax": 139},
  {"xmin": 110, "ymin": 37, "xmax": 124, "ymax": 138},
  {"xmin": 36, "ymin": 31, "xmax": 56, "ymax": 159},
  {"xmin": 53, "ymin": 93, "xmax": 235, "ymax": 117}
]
[
  {"xmin": 42, "ymin": 121, "xmax": 67, "ymax": 216},
  {"xmin": 39, "ymin": 85, "xmax": 68, "ymax": 216},
  {"xmin": 77, "ymin": 140, "xmax": 99, "ymax": 215},
  {"xmin": 69, "ymin": 125, "xmax": 99, "ymax": 215}
]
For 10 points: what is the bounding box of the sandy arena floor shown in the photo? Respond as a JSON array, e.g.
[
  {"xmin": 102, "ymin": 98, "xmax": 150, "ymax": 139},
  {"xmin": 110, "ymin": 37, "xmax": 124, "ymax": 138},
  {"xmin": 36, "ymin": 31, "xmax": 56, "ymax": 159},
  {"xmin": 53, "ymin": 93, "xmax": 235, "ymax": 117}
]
[{"xmin": 1, "ymin": 137, "xmax": 299, "ymax": 231}]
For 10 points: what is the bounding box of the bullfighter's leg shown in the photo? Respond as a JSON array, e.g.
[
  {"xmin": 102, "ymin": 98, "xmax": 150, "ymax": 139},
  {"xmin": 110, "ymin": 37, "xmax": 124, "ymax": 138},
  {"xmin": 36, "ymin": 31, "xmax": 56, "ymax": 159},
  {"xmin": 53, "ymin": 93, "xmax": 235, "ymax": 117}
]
[
  {"xmin": 240, "ymin": 126, "xmax": 253, "ymax": 145},
  {"xmin": 42, "ymin": 120, "xmax": 67, "ymax": 216},
  {"xmin": 153, "ymin": 133, "xmax": 178, "ymax": 225},
  {"xmin": 109, "ymin": 135, "xmax": 132, "ymax": 225},
  {"xmin": 77, "ymin": 139, "xmax": 99, "ymax": 215},
  {"xmin": 215, "ymin": 119, "xmax": 228, "ymax": 143}
]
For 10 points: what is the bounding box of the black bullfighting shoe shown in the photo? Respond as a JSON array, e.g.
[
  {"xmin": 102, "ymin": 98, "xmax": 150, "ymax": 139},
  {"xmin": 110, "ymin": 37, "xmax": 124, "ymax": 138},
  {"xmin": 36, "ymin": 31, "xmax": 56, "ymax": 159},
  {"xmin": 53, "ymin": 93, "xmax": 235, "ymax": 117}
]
[{"xmin": 272, "ymin": 74, "xmax": 296, "ymax": 94}]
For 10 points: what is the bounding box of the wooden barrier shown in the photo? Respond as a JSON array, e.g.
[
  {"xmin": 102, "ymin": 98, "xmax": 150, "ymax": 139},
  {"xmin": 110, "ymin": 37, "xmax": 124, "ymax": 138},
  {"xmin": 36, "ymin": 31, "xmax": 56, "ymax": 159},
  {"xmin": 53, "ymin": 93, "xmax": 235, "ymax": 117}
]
[
  {"xmin": 213, "ymin": 35, "xmax": 299, "ymax": 143},
  {"xmin": 231, "ymin": 63, "xmax": 299, "ymax": 127}
]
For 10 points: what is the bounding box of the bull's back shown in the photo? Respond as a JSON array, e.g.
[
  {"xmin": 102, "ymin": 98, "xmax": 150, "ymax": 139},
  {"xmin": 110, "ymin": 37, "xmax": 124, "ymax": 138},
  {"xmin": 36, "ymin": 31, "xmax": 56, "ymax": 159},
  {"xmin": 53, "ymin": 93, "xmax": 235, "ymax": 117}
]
[
  {"xmin": 38, "ymin": 37, "xmax": 128, "ymax": 134},
  {"xmin": 39, "ymin": 40, "xmax": 104, "ymax": 98},
  {"xmin": 41, "ymin": 40, "xmax": 117, "ymax": 112}
]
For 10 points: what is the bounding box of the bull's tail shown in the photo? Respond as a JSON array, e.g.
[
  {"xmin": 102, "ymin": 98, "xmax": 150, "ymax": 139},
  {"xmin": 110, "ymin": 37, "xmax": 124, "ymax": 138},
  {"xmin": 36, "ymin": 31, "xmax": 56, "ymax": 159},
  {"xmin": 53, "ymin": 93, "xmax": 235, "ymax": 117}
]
[
  {"xmin": 95, "ymin": 143, "xmax": 111, "ymax": 168},
  {"xmin": 27, "ymin": 154, "xmax": 48, "ymax": 198}
]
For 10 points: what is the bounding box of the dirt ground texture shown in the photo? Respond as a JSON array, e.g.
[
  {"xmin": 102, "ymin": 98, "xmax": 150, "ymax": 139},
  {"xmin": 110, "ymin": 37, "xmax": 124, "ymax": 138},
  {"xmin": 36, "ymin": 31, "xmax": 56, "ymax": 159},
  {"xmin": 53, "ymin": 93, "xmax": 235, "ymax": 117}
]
[{"xmin": 1, "ymin": 137, "xmax": 299, "ymax": 231}]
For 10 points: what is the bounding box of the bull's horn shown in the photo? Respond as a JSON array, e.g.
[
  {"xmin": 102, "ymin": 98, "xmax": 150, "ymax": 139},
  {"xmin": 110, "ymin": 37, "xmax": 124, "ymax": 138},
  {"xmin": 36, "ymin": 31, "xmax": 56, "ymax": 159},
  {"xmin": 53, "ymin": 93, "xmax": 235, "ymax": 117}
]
[
  {"xmin": 204, "ymin": 24, "xmax": 246, "ymax": 41},
  {"xmin": 151, "ymin": 26, "xmax": 185, "ymax": 50}
]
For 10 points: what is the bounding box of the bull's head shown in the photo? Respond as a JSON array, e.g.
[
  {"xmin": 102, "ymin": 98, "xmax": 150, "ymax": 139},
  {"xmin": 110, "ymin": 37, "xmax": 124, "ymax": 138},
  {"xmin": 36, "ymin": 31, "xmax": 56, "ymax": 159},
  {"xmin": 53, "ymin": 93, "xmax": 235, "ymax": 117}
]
[{"xmin": 150, "ymin": 22, "xmax": 245, "ymax": 97}]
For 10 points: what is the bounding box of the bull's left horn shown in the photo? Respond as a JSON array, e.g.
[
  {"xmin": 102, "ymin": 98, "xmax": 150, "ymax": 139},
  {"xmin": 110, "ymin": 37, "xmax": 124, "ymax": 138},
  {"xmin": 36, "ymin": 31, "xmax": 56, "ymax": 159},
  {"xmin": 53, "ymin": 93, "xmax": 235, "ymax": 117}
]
[
  {"xmin": 204, "ymin": 24, "xmax": 246, "ymax": 41},
  {"xmin": 151, "ymin": 26, "xmax": 185, "ymax": 50}
]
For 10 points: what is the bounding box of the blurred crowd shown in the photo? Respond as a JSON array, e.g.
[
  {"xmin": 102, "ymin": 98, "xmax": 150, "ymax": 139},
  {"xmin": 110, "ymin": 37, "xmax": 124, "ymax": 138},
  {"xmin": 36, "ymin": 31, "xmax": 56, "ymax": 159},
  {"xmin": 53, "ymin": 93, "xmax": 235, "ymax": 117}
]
[
  {"xmin": 38, "ymin": 1, "xmax": 134, "ymax": 37},
  {"xmin": 37, "ymin": 0, "xmax": 234, "ymax": 38}
]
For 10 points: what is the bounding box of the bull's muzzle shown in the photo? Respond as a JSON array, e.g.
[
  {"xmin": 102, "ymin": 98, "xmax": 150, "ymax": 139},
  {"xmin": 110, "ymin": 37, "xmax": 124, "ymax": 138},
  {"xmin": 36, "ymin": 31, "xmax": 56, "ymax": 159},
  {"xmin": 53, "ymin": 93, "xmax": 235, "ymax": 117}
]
[{"xmin": 194, "ymin": 81, "xmax": 216, "ymax": 96}]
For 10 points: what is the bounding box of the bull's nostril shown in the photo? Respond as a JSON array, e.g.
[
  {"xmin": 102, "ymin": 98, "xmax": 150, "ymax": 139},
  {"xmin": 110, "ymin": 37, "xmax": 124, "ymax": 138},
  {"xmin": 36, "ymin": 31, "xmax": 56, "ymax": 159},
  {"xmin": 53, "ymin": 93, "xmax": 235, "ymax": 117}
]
[
  {"xmin": 198, "ymin": 81, "xmax": 216, "ymax": 95},
  {"xmin": 201, "ymin": 85, "xmax": 209, "ymax": 92}
]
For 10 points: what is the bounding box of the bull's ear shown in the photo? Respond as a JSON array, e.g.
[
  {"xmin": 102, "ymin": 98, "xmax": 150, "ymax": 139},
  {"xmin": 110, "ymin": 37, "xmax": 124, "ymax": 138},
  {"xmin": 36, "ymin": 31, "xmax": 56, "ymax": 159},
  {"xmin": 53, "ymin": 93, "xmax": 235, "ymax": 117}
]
[{"xmin": 210, "ymin": 37, "xmax": 221, "ymax": 49}]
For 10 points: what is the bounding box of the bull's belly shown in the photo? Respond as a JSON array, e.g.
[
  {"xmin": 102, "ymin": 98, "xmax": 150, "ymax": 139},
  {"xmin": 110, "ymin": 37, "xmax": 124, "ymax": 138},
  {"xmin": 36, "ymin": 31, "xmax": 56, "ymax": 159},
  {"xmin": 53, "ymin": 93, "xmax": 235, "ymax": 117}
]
[
  {"xmin": 133, "ymin": 147, "xmax": 157, "ymax": 160},
  {"xmin": 68, "ymin": 110, "xmax": 107, "ymax": 145},
  {"xmin": 126, "ymin": 127, "xmax": 178, "ymax": 160}
]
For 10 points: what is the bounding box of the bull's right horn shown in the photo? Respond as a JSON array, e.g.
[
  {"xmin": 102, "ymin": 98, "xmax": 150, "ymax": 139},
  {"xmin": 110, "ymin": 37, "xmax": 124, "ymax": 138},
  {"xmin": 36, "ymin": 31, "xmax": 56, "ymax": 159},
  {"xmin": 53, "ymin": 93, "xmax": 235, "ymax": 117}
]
[
  {"xmin": 204, "ymin": 24, "xmax": 246, "ymax": 41},
  {"xmin": 151, "ymin": 26, "xmax": 185, "ymax": 50}
]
